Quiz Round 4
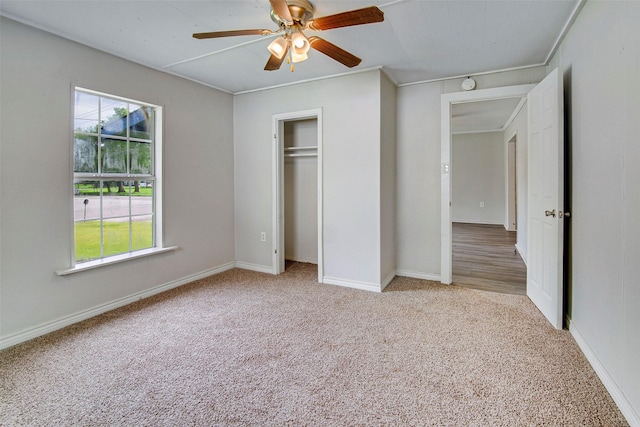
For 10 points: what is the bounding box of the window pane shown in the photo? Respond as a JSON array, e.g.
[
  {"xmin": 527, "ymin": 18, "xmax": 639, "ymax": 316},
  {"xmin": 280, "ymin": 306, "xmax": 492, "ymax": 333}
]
[
  {"xmin": 74, "ymin": 92, "xmax": 100, "ymax": 133},
  {"xmin": 132, "ymin": 215, "xmax": 153, "ymax": 251},
  {"xmin": 102, "ymin": 183, "xmax": 129, "ymax": 219},
  {"xmin": 72, "ymin": 89, "xmax": 158, "ymax": 265},
  {"xmin": 75, "ymin": 220, "xmax": 102, "ymax": 262},
  {"xmin": 103, "ymin": 218, "xmax": 130, "ymax": 257},
  {"xmin": 74, "ymin": 134, "xmax": 98, "ymax": 173},
  {"xmin": 129, "ymin": 105, "xmax": 153, "ymax": 140},
  {"xmin": 101, "ymin": 99, "xmax": 129, "ymax": 137},
  {"xmin": 102, "ymin": 139, "xmax": 127, "ymax": 173},
  {"xmin": 130, "ymin": 141, "xmax": 152, "ymax": 174},
  {"xmin": 131, "ymin": 186, "xmax": 153, "ymax": 215},
  {"xmin": 74, "ymin": 180, "xmax": 101, "ymax": 221},
  {"xmin": 74, "ymin": 180, "xmax": 102, "ymax": 262}
]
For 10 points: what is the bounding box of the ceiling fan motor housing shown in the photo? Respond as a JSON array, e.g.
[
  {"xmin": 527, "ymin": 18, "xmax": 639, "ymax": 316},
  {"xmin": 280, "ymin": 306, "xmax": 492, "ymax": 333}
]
[{"xmin": 271, "ymin": 0, "xmax": 315, "ymax": 27}]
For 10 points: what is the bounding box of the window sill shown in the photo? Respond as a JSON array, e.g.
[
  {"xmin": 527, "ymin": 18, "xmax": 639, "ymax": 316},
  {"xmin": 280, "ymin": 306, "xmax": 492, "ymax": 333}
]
[{"xmin": 56, "ymin": 246, "xmax": 179, "ymax": 276}]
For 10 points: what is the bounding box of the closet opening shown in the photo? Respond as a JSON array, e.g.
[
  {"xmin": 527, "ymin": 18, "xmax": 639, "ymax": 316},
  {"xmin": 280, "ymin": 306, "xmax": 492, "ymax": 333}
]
[
  {"xmin": 284, "ymin": 119, "xmax": 318, "ymax": 270},
  {"xmin": 272, "ymin": 109, "xmax": 323, "ymax": 283}
]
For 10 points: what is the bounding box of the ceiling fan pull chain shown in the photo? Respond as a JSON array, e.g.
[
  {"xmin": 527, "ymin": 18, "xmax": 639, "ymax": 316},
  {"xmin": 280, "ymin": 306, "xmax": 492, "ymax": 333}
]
[{"xmin": 289, "ymin": 49, "xmax": 294, "ymax": 72}]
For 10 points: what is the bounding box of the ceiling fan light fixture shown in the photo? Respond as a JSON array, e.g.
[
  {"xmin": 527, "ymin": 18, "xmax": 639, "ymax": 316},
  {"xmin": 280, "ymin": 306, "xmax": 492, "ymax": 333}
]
[
  {"xmin": 291, "ymin": 31, "xmax": 310, "ymax": 55},
  {"xmin": 193, "ymin": 1, "xmax": 385, "ymax": 72},
  {"xmin": 291, "ymin": 49, "xmax": 308, "ymax": 63},
  {"xmin": 268, "ymin": 36, "xmax": 288, "ymax": 59}
]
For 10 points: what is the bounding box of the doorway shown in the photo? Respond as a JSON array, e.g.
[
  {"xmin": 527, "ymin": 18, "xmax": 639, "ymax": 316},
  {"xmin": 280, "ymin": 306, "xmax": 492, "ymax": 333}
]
[
  {"xmin": 443, "ymin": 71, "xmax": 565, "ymax": 329},
  {"xmin": 272, "ymin": 109, "xmax": 323, "ymax": 283},
  {"xmin": 441, "ymin": 84, "xmax": 535, "ymax": 285},
  {"xmin": 450, "ymin": 124, "xmax": 527, "ymax": 295}
]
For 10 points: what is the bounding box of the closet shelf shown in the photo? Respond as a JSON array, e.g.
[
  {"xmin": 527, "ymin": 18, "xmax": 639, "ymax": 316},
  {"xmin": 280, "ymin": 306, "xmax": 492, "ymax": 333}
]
[{"xmin": 284, "ymin": 146, "xmax": 318, "ymax": 151}]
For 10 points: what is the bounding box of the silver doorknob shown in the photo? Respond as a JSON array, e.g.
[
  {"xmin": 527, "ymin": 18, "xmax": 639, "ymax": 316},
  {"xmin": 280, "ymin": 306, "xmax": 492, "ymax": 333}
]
[{"xmin": 545, "ymin": 209, "xmax": 556, "ymax": 217}]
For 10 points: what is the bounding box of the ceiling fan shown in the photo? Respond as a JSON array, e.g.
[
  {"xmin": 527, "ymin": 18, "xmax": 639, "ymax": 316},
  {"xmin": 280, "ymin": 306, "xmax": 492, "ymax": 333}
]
[{"xmin": 192, "ymin": 0, "xmax": 384, "ymax": 72}]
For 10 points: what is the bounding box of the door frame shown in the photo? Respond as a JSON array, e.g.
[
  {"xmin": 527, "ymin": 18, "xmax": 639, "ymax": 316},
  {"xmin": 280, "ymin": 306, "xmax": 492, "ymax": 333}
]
[
  {"xmin": 506, "ymin": 130, "xmax": 518, "ymax": 233},
  {"xmin": 441, "ymin": 85, "xmax": 535, "ymax": 284},
  {"xmin": 272, "ymin": 108, "xmax": 323, "ymax": 282}
]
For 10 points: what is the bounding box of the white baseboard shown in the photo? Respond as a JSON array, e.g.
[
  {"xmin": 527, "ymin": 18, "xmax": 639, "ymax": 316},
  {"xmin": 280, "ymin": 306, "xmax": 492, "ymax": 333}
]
[
  {"xmin": 235, "ymin": 261, "xmax": 274, "ymax": 274},
  {"xmin": 452, "ymin": 220, "xmax": 504, "ymax": 226},
  {"xmin": 0, "ymin": 262, "xmax": 236, "ymax": 350},
  {"xmin": 380, "ymin": 270, "xmax": 396, "ymax": 291},
  {"xmin": 323, "ymin": 276, "xmax": 382, "ymax": 293},
  {"xmin": 285, "ymin": 256, "xmax": 317, "ymax": 265},
  {"xmin": 515, "ymin": 243, "xmax": 528, "ymax": 266},
  {"xmin": 568, "ymin": 317, "xmax": 640, "ymax": 427},
  {"xmin": 396, "ymin": 269, "xmax": 442, "ymax": 282}
]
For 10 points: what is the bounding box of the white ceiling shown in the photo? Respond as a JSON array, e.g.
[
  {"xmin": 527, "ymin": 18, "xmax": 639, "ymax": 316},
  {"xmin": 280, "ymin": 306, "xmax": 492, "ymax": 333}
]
[
  {"xmin": 1, "ymin": 0, "xmax": 580, "ymax": 95},
  {"xmin": 451, "ymin": 97, "xmax": 523, "ymax": 134}
]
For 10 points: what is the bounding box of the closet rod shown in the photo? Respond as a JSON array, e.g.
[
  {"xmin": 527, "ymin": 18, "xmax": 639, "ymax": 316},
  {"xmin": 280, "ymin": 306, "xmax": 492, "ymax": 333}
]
[{"xmin": 284, "ymin": 146, "xmax": 318, "ymax": 151}]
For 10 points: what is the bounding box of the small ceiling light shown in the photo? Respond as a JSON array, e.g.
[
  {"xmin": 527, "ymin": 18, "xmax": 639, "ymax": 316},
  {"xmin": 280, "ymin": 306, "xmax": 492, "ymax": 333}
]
[
  {"xmin": 267, "ymin": 36, "xmax": 288, "ymax": 59},
  {"xmin": 290, "ymin": 31, "xmax": 310, "ymax": 63}
]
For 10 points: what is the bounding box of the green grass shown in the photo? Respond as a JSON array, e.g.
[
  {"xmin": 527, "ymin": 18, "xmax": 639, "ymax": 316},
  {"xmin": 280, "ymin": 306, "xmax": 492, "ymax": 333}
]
[
  {"xmin": 75, "ymin": 183, "xmax": 153, "ymax": 197},
  {"xmin": 75, "ymin": 220, "xmax": 152, "ymax": 261}
]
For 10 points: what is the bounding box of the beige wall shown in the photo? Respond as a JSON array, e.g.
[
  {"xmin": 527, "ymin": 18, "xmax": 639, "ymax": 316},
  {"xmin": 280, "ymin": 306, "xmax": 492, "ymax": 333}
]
[
  {"xmin": 395, "ymin": 67, "xmax": 546, "ymax": 279},
  {"xmin": 548, "ymin": 1, "xmax": 640, "ymax": 423},
  {"xmin": 0, "ymin": 17, "xmax": 235, "ymax": 345},
  {"xmin": 452, "ymin": 131, "xmax": 505, "ymax": 225},
  {"xmin": 234, "ymin": 71, "xmax": 385, "ymax": 289}
]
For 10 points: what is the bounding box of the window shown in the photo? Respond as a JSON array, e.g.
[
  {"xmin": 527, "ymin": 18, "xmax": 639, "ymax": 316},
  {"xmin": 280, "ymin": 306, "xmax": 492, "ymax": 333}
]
[{"xmin": 72, "ymin": 88, "xmax": 162, "ymax": 266}]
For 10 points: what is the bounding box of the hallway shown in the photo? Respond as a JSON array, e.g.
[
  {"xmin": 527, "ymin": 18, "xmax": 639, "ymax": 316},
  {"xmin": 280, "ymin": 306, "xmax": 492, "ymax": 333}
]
[{"xmin": 452, "ymin": 223, "xmax": 527, "ymax": 295}]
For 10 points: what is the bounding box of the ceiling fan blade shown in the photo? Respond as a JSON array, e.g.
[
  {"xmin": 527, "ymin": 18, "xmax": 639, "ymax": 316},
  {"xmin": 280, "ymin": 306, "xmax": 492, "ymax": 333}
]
[
  {"xmin": 264, "ymin": 46, "xmax": 289, "ymax": 71},
  {"xmin": 193, "ymin": 29, "xmax": 271, "ymax": 39},
  {"xmin": 308, "ymin": 36, "xmax": 361, "ymax": 68},
  {"xmin": 308, "ymin": 6, "xmax": 384, "ymax": 31},
  {"xmin": 269, "ymin": 0, "xmax": 294, "ymax": 25}
]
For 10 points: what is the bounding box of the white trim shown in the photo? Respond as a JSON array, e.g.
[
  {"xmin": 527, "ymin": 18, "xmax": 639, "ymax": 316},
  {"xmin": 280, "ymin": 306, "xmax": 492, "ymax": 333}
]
[
  {"xmin": 441, "ymin": 84, "xmax": 536, "ymax": 285},
  {"xmin": 74, "ymin": 86, "xmax": 160, "ymax": 108},
  {"xmin": 155, "ymin": 104, "xmax": 164, "ymax": 249},
  {"xmin": 272, "ymin": 109, "xmax": 323, "ymax": 283},
  {"xmin": 163, "ymin": 36, "xmax": 274, "ymax": 69},
  {"xmin": 322, "ymin": 276, "xmax": 382, "ymax": 293},
  {"xmin": 235, "ymin": 261, "xmax": 274, "ymax": 274},
  {"xmin": 396, "ymin": 270, "xmax": 441, "ymax": 282},
  {"xmin": 236, "ymin": 67, "xmax": 382, "ymax": 95},
  {"xmin": 285, "ymin": 257, "xmax": 318, "ymax": 264},
  {"xmin": 56, "ymin": 246, "xmax": 178, "ymax": 275},
  {"xmin": 515, "ymin": 243, "xmax": 528, "ymax": 267},
  {"xmin": 503, "ymin": 97, "xmax": 527, "ymax": 131},
  {"xmin": 568, "ymin": 318, "xmax": 640, "ymax": 427},
  {"xmin": 0, "ymin": 12, "xmax": 234, "ymax": 95},
  {"xmin": 451, "ymin": 128, "xmax": 504, "ymax": 135},
  {"xmin": 69, "ymin": 88, "xmax": 165, "ymax": 271},
  {"xmin": 1, "ymin": 262, "xmax": 236, "ymax": 350},
  {"xmin": 544, "ymin": 0, "xmax": 587, "ymax": 65},
  {"xmin": 451, "ymin": 219, "xmax": 505, "ymax": 226},
  {"xmin": 381, "ymin": 270, "xmax": 396, "ymax": 291},
  {"xmin": 398, "ymin": 64, "xmax": 546, "ymax": 88}
]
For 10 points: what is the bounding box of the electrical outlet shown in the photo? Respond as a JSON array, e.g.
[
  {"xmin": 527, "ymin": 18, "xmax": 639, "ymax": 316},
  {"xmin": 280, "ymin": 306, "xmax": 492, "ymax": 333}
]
[
  {"xmin": 260, "ymin": 232, "xmax": 266, "ymax": 242},
  {"xmin": 480, "ymin": 202, "xmax": 485, "ymax": 208}
]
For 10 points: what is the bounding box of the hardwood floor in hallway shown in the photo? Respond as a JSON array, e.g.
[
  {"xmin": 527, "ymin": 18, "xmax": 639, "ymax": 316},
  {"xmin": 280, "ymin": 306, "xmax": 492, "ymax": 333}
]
[{"xmin": 452, "ymin": 223, "xmax": 527, "ymax": 295}]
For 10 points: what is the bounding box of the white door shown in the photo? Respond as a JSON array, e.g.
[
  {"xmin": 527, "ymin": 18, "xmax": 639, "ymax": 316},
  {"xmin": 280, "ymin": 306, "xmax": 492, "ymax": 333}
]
[{"xmin": 527, "ymin": 68, "xmax": 564, "ymax": 329}]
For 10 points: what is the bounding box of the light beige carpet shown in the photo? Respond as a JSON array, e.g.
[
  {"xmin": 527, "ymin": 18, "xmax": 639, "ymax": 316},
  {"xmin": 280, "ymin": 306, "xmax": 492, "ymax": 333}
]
[{"xmin": 0, "ymin": 263, "xmax": 628, "ymax": 426}]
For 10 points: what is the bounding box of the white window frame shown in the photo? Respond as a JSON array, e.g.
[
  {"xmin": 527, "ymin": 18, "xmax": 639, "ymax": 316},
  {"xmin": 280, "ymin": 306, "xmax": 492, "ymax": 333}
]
[{"xmin": 57, "ymin": 87, "xmax": 175, "ymax": 275}]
